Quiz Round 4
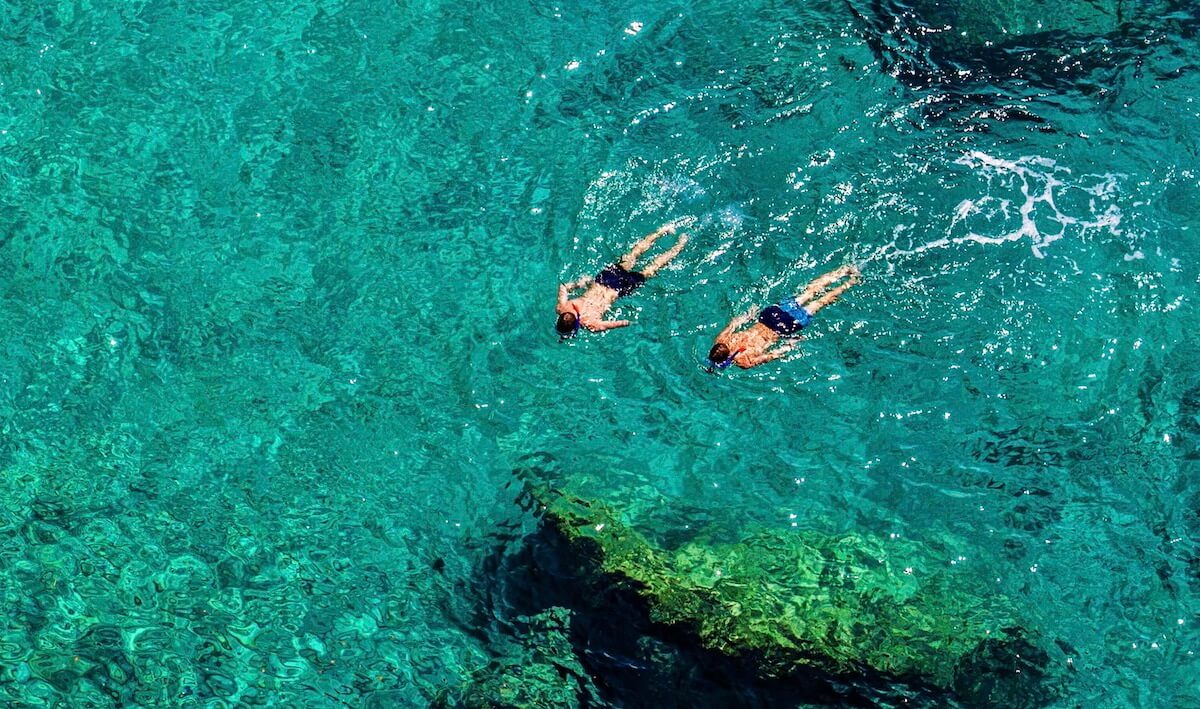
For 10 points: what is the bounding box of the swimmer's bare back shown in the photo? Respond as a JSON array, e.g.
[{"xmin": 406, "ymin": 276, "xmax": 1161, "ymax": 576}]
[{"xmin": 555, "ymin": 222, "xmax": 689, "ymax": 337}]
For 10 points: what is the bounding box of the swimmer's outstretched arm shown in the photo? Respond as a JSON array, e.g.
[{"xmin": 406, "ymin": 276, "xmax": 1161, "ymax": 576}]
[
  {"xmin": 593, "ymin": 319, "xmax": 631, "ymax": 332},
  {"xmin": 718, "ymin": 305, "xmax": 759, "ymax": 339},
  {"xmin": 558, "ymin": 275, "xmax": 593, "ymax": 304},
  {"xmin": 748, "ymin": 340, "xmax": 800, "ymax": 367}
]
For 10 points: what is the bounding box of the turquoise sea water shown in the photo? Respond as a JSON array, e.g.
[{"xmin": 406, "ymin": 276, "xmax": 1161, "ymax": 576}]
[{"xmin": 1, "ymin": 0, "xmax": 1198, "ymax": 705}]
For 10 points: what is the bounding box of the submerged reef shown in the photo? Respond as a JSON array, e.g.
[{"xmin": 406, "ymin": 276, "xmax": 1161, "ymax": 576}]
[
  {"xmin": 847, "ymin": 0, "xmax": 1179, "ymax": 90},
  {"xmin": 436, "ymin": 607, "xmax": 601, "ymax": 709},
  {"xmin": 526, "ymin": 482, "xmax": 1058, "ymax": 703},
  {"xmin": 898, "ymin": 0, "xmax": 1123, "ymax": 52}
]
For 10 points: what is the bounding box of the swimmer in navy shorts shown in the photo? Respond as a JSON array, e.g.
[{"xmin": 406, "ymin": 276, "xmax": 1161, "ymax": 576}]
[{"xmin": 707, "ymin": 265, "xmax": 860, "ymax": 370}]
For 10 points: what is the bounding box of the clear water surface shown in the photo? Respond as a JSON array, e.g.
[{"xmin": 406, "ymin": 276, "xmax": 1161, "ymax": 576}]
[{"xmin": 0, "ymin": 0, "xmax": 1198, "ymax": 706}]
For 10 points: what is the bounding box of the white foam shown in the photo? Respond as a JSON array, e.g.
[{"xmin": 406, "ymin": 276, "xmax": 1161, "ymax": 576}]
[{"xmin": 869, "ymin": 151, "xmax": 1124, "ymax": 269}]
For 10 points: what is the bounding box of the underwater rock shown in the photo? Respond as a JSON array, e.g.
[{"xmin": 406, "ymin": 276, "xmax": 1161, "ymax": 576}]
[
  {"xmin": 903, "ymin": 0, "xmax": 1122, "ymax": 50},
  {"xmin": 439, "ymin": 607, "xmax": 600, "ymax": 709},
  {"xmin": 528, "ymin": 484, "xmax": 1054, "ymax": 698},
  {"xmin": 848, "ymin": 0, "xmax": 1143, "ymax": 89}
]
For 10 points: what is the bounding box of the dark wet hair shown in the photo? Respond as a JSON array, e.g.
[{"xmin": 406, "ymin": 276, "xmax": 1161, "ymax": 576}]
[
  {"xmin": 556, "ymin": 311, "xmax": 578, "ymax": 337},
  {"xmin": 708, "ymin": 342, "xmax": 730, "ymax": 364}
]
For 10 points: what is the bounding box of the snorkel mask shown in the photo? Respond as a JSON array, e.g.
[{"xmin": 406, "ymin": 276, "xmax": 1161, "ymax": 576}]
[
  {"xmin": 705, "ymin": 348, "xmax": 742, "ymax": 374},
  {"xmin": 557, "ymin": 305, "xmax": 582, "ymax": 340}
]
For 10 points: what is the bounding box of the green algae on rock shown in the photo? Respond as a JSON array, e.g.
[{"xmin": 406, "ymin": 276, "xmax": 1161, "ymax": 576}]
[
  {"xmin": 436, "ymin": 607, "xmax": 600, "ymax": 709},
  {"xmin": 529, "ymin": 484, "xmax": 1047, "ymax": 692}
]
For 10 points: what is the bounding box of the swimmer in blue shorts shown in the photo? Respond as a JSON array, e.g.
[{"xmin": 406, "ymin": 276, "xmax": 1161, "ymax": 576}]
[
  {"xmin": 556, "ymin": 222, "xmax": 689, "ymax": 337},
  {"xmin": 707, "ymin": 265, "xmax": 860, "ymax": 370}
]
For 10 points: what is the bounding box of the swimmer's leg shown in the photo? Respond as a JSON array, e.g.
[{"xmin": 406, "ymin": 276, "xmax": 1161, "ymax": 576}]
[
  {"xmin": 804, "ymin": 280, "xmax": 856, "ymax": 315},
  {"xmin": 639, "ymin": 232, "xmax": 688, "ymax": 277},
  {"xmin": 795, "ymin": 266, "xmax": 852, "ymax": 305},
  {"xmin": 619, "ymin": 224, "xmax": 675, "ymax": 270}
]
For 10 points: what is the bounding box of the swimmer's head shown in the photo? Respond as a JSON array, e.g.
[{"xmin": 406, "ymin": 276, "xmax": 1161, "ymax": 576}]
[
  {"xmin": 556, "ymin": 311, "xmax": 579, "ymax": 338},
  {"xmin": 708, "ymin": 342, "xmax": 731, "ymax": 366}
]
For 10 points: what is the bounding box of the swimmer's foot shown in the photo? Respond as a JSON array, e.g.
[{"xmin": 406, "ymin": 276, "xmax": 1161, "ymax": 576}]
[{"xmin": 830, "ymin": 265, "xmax": 854, "ymax": 280}]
